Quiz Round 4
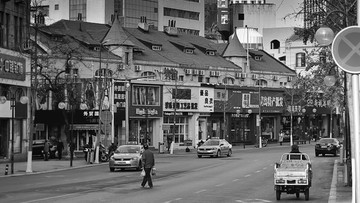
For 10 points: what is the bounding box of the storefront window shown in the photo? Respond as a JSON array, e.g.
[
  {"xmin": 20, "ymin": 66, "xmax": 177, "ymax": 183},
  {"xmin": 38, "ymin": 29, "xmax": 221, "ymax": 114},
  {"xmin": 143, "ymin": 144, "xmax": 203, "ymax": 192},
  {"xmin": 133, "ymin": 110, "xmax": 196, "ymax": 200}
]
[
  {"xmin": 132, "ymin": 85, "xmax": 160, "ymax": 106},
  {"xmin": 163, "ymin": 115, "xmax": 188, "ymax": 144}
]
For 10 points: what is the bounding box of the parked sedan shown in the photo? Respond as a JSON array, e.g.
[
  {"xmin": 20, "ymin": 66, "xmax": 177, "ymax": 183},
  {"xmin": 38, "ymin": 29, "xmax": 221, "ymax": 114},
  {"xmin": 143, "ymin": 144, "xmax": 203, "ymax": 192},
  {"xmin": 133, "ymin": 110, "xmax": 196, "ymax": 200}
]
[
  {"xmin": 315, "ymin": 138, "xmax": 341, "ymax": 157},
  {"xmin": 109, "ymin": 145, "xmax": 144, "ymax": 172},
  {"xmin": 197, "ymin": 138, "xmax": 232, "ymax": 158}
]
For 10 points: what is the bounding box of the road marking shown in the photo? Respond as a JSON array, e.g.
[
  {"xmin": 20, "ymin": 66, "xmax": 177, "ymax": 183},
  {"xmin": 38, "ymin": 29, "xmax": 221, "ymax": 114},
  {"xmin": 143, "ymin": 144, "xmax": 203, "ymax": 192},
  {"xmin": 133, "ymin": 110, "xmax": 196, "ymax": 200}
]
[
  {"xmin": 255, "ymin": 170, "xmax": 261, "ymax": 173},
  {"xmin": 244, "ymin": 174, "xmax": 251, "ymax": 178},
  {"xmin": 195, "ymin": 189, "xmax": 207, "ymax": 194},
  {"xmin": 163, "ymin": 198, "xmax": 182, "ymax": 203},
  {"xmin": 236, "ymin": 199, "xmax": 272, "ymax": 202},
  {"xmin": 215, "ymin": 183, "xmax": 225, "ymax": 187},
  {"xmin": 263, "ymin": 167, "xmax": 267, "ymax": 170},
  {"xmin": 233, "ymin": 179, "xmax": 240, "ymax": 182}
]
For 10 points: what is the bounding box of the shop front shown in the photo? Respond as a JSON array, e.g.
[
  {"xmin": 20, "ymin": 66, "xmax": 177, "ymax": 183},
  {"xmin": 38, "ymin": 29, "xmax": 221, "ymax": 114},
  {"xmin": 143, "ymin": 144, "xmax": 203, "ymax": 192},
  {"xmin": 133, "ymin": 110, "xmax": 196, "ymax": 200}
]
[
  {"xmin": 128, "ymin": 84, "xmax": 162, "ymax": 147},
  {"xmin": 163, "ymin": 86, "xmax": 214, "ymax": 149}
]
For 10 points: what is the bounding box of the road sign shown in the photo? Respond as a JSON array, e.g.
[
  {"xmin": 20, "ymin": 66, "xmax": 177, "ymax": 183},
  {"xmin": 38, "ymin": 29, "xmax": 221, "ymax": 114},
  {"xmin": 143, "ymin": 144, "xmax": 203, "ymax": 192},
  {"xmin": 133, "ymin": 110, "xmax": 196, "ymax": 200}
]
[
  {"xmin": 332, "ymin": 26, "xmax": 360, "ymax": 74},
  {"xmin": 100, "ymin": 110, "xmax": 112, "ymax": 124}
]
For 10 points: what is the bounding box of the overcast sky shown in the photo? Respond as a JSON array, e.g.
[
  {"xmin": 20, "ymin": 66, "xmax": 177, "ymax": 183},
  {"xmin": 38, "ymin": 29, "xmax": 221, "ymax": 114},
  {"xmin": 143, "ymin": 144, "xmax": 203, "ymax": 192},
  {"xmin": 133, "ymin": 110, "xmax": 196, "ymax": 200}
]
[{"xmin": 267, "ymin": 0, "xmax": 303, "ymax": 27}]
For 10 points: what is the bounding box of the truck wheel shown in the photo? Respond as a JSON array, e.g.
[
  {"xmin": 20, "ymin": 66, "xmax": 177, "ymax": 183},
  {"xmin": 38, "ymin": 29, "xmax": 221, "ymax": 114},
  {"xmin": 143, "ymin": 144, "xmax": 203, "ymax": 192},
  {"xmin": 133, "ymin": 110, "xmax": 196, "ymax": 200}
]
[
  {"xmin": 304, "ymin": 189, "xmax": 309, "ymax": 201},
  {"xmin": 276, "ymin": 190, "xmax": 281, "ymax": 200}
]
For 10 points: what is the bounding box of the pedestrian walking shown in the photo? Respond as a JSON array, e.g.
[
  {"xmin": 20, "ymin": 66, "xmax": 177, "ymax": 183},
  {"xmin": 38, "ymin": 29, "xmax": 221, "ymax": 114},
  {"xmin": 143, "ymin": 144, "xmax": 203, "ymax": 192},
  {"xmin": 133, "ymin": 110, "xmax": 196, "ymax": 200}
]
[
  {"xmin": 57, "ymin": 139, "xmax": 64, "ymax": 160},
  {"xmin": 141, "ymin": 144, "xmax": 155, "ymax": 188},
  {"xmin": 43, "ymin": 140, "xmax": 50, "ymax": 161},
  {"xmin": 279, "ymin": 130, "xmax": 284, "ymax": 146}
]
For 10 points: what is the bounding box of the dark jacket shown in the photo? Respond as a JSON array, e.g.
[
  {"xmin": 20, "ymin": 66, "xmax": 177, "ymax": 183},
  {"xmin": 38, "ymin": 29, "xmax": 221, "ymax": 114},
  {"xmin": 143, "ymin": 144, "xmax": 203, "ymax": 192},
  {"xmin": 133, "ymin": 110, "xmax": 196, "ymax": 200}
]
[{"xmin": 141, "ymin": 149, "xmax": 155, "ymax": 169}]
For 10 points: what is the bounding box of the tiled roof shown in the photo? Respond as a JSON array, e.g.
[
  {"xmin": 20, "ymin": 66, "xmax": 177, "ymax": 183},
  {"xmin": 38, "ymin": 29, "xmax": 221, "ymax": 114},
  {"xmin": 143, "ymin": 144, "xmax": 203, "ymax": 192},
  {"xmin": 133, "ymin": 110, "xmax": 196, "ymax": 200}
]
[
  {"xmin": 249, "ymin": 49, "xmax": 295, "ymax": 74},
  {"xmin": 222, "ymin": 30, "xmax": 247, "ymax": 57},
  {"xmin": 123, "ymin": 27, "xmax": 239, "ymax": 69}
]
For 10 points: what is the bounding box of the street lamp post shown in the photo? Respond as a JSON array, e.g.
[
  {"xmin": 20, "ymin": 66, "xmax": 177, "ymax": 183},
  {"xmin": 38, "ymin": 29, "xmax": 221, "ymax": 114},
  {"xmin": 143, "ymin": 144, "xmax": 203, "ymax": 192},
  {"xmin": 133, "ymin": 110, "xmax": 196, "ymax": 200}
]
[{"xmin": 0, "ymin": 88, "xmax": 29, "ymax": 174}]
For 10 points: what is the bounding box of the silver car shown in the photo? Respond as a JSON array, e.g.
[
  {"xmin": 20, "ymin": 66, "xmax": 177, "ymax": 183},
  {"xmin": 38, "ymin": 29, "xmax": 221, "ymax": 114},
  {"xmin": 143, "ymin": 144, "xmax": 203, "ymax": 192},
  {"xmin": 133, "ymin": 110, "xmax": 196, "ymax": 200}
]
[
  {"xmin": 197, "ymin": 138, "xmax": 232, "ymax": 158},
  {"xmin": 109, "ymin": 145, "xmax": 144, "ymax": 172}
]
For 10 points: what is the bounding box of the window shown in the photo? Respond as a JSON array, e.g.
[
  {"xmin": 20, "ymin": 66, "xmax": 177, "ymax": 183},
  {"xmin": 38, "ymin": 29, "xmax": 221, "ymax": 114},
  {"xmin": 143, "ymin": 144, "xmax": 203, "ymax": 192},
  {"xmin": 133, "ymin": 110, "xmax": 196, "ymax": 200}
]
[
  {"xmin": 223, "ymin": 77, "xmax": 235, "ymax": 85},
  {"xmin": 125, "ymin": 52, "xmax": 129, "ymax": 65},
  {"xmin": 238, "ymin": 13, "xmax": 244, "ymax": 20},
  {"xmin": 163, "ymin": 7, "xmax": 199, "ymax": 20},
  {"xmin": 198, "ymin": 76, "xmax": 203, "ymax": 82},
  {"xmin": 69, "ymin": 0, "xmax": 86, "ymax": 21},
  {"xmin": 296, "ymin": 53, "xmax": 305, "ymax": 67},
  {"xmin": 141, "ymin": 71, "xmax": 156, "ymax": 79},
  {"xmin": 256, "ymin": 79, "xmax": 267, "ymax": 86},
  {"xmin": 132, "ymin": 85, "xmax": 160, "ymax": 106},
  {"xmin": 163, "ymin": 116, "xmax": 188, "ymax": 144},
  {"xmin": 242, "ymin": 94, "xmax": 250, "ymax": 108},
  {"xmin": 55, "ymin": 4, "xmax": 59, "ymax": 10},
  {"xmin": 270, "ymin": 40, "xmax": 280, "ymax": 49},
  {"xmin": 205, "ymin": 77, "xmax": 210, "ymax": 83},
  {"xmin": 178, "ymin": 75, "xmax": 184, "ymax": 82}
]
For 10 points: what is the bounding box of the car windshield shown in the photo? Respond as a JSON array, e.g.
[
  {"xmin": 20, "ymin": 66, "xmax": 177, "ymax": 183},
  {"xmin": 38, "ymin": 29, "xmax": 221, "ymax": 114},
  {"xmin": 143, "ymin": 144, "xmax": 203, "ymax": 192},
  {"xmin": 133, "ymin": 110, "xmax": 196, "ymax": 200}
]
[
  {"xmin": 116, "ymin": 146, "xmax": 140, "ymax": 153},
  {"xmin": 319, "ymin": 139, "xmax": 337, "ymax": 144},
  {"xmin": 203, "ymin": 140, "xmax": 220, "ymax": 146}
]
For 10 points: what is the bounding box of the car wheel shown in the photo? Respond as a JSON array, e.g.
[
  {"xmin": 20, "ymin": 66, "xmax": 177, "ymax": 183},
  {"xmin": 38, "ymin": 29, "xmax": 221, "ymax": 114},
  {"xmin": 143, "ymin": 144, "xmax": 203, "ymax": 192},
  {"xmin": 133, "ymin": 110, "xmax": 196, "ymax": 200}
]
[
  {"xmin": 216, "ymin": 150, "xmax": 221, "ymax": 157},
  {"xmin": 198, "ymin": 155, "xmax": 202, "ymax": 158},
  {"xmin": 276, "ymin": 190, "xmax": 281, "ymax": 200},
  {"xmin": 296, "ymin": 192, "xmax": 300, "ymax": 198},
  {"xmin": 227, "ymin": 149, "xmax": 232, "ymax": 157},
  {"xmin": 304, "ymin": 189, "xmax": 310, "ymax": 201},
  {"xmin": 333, "ymin": 151, "xmax": 337, "ymax": 157},
  {"xmin": 322, "ymin": 153, "xmax": 325, "ymax": 157},
  {"xmin": 315, "ymin": 152, "xmax": 319, "ymax": 157},
  {"xmin": 110, "ymin": 167, "xmax": 115, "ymax": 172}
]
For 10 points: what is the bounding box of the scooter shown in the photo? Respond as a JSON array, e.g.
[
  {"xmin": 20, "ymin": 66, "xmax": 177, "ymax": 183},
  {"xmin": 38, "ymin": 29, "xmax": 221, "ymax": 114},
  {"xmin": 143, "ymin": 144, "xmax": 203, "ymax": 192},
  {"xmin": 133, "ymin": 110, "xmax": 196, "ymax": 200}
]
[{"xmin": 99, "ymin": 144, "xmax": 109, "ymax": 162}]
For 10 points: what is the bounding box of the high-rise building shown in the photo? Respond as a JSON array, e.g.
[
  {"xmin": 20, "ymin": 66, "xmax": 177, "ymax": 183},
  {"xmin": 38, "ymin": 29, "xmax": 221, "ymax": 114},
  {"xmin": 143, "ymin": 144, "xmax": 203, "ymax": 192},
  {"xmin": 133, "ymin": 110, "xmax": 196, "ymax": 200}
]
[{"xmin": 32, "ymin": 0, "xmax": 205, "ymax": 36}]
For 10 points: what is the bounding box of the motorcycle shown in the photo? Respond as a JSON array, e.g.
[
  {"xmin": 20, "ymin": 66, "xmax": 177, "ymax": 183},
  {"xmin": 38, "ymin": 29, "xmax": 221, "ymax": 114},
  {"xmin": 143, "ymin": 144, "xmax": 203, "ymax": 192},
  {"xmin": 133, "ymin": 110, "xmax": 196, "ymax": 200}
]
[{"xmin": 99, "ymin": 144, "xmax": 109, "ymax": 162}]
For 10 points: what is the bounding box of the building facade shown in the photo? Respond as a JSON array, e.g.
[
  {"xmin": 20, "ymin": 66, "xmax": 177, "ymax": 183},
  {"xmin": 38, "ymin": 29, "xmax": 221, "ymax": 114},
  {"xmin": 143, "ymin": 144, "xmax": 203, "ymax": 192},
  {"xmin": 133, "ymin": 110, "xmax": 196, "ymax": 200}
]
[
  {"xmin": 0, "ymin": 0, "xmax": 31, "ymax": 160},
  {"xmin": 33, "ymin": 0, "xmax": 205, "ymax": 36}
]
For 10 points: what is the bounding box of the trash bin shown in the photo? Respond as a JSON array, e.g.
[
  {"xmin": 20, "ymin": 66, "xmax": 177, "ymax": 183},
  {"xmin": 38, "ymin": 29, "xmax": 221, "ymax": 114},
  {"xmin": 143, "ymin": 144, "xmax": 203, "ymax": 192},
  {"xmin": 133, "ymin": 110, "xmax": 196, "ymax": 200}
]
[{"xmin": 159, "ymin": 142, "xmax": 165, "ymax": 154}]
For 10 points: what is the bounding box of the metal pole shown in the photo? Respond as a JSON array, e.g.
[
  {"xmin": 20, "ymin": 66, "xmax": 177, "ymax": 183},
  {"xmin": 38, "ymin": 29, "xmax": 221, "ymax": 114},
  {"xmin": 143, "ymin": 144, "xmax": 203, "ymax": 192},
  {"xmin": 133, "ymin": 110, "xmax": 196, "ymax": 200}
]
[
  {"xmin": 10, "ymin": 95, "xmax": 15, "ymax": 174},
  {"xmin": 258, "ymin": 83, "xmax": 262, "ymax": 148},
  {"xmin": 290, "ymin": 90, "xmax": 293, "ymax": 146},
  {"xmin": 125, "ymin": 82, "xmax": 130, "ymax": 144},
  {"xmin": 223, "ymin": 83, "xmax": 227, "ymax": 139},
  {"xmin": 352, "ymin": 74, "xmax": 360, "ymax": 203}
]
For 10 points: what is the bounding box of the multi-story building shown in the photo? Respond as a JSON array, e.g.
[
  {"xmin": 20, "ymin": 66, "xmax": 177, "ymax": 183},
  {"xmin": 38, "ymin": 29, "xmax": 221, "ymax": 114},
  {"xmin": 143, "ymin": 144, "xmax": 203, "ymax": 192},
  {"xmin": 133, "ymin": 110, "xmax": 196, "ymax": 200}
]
[
  {"xmin": 33, "ymin": 0, "xmax": 205, "ymax": 36},
  {"xmin": 31, "ymin": 16, "xmax": 302, "ymax": 152},
  {"xmin": 0, "ymin": 0, "xmax": 31, "ymax": 160}
]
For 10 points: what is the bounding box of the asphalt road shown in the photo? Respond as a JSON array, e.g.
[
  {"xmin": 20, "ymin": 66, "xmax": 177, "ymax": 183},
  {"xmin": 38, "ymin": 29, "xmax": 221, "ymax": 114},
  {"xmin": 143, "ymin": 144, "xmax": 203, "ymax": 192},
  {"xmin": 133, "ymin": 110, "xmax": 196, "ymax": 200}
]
[{"xmin": 0, "ymin": 144, "xmax": 336, "ymax": 203}]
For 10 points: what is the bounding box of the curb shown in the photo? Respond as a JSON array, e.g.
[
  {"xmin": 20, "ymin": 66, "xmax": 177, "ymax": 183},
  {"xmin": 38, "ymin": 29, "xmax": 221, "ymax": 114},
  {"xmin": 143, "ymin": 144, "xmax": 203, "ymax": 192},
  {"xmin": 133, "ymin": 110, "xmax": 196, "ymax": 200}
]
[
  {"xmin": 0, "ymin": 162, "xmax": 107, "ymax": 178},
  {"xmin": 328, "ymin": 159, "xmax": 338, "ymax": 203}
]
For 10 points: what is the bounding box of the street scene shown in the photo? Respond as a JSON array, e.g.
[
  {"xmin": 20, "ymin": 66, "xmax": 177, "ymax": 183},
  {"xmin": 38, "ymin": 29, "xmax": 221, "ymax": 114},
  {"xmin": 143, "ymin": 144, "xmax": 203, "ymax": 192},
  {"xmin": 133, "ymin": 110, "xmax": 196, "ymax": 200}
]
[
  {"xmin": 0, "ymin": 144, "xmax": 347, "ymax": 203},
  {"xmin": 0, "ymin": 0, "xmax": 357, "ymax": 202}
]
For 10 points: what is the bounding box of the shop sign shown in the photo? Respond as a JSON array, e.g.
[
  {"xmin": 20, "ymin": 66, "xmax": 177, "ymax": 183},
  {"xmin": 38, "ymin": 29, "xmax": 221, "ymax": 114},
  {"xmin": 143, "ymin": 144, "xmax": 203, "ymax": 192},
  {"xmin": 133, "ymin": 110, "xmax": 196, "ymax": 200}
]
[
  {"xmin": 83, "ymin": 110, "xmax": 99, "ymax": 117},
  {"xmin": 0, "ymin": 53, "xmax": 26, "ymax": 81},
  {"xmin": 306, "ymin": 99, "xmax": 331, "ymax": 108},
  {"xmin": 198, "ymin": 87, "xmax": 214, "ymax": 112}
]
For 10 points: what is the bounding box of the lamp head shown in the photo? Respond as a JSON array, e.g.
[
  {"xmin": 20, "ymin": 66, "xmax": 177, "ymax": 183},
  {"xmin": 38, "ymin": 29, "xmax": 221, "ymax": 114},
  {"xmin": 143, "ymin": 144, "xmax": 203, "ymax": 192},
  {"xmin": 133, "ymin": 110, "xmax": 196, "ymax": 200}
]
[{"xmin": 315, "ymin": 26, "xmax": 335, "ymax": 46}]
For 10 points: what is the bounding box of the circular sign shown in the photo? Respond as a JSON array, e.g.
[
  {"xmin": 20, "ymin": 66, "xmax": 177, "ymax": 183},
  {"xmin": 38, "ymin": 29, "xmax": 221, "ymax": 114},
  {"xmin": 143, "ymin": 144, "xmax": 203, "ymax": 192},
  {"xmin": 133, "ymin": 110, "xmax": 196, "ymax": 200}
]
[
  {"xmin": 332, "ymin": 26, "xmax": 360, "ymax": 73},
  {"xmin": 100, "ymin": 110, "xmax": 112, "ymax": 124}
]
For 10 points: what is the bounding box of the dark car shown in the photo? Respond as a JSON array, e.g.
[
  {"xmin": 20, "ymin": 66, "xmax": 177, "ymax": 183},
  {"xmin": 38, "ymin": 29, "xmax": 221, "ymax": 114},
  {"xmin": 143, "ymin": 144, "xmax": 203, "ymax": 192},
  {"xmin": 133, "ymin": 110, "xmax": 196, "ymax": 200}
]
[
  {"xmin": 315, "ymin": 138, "xmax": 341, "ymax": 157},
  {"xmin": 32, "ymin": 139, "xmax": 57, "ymax": 158}
]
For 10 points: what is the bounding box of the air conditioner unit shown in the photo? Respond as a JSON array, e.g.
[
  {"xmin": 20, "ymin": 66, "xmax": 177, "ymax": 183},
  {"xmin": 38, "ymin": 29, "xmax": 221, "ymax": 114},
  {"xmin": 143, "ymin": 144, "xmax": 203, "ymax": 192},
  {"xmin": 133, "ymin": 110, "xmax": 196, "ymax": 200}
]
[
  {"xmin": 199, "ymin": 70, "xmax": 205, "ymax": 76},
  {"xmin": 273, "ymin": 75, "xmax": 279, "ymax": 81},
  {"xmin": 185, "ymin": 69, "xmax": 192, "ymax": 75},
  {"xmin": 135, "ymin": 65, "xmax": 142, "ymax": 72},
  {"xmin": 210, "ymin": 71, "xmax": 216, "ymax": 77},
  {"xmin": 252, "ymin": 74, "xmax": 258, "ymax": 80},
  {"xmin": 192, "ymin": 69, "xmax": 199, "ymax": 75},
  {"xmin": 287, "ymin": 76, "xmax": 293, "ymax": 82},
  {"xmin": 235, "ymin": 72, "xmax": 241, "ymax": 79},
  {"xmin": 215, "ymin": 71, "xmax": 220, "ymax": 77}
]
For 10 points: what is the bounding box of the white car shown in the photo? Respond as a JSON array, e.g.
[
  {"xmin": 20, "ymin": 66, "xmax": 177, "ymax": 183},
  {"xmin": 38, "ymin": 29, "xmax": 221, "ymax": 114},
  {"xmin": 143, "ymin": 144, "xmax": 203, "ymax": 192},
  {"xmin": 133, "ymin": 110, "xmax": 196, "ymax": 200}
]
[
  {"xmin": 197, "ymin": 138, "xmax": 232, "ymax": 158},
  {"xmin": 109, "ymin": 145, "xmax": 144, "ymax": 172}
]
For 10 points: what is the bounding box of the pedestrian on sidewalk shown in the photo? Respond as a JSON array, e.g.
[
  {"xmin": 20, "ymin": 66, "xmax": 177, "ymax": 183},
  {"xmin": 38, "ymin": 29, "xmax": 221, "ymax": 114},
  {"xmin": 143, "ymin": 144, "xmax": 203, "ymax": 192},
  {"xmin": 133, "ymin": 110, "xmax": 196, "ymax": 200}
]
[
  {"xmin": 57, "ymin": 139, "xmax": 64, "ymax": 160},
  {"xmin": 43, "ymin": 140, "xmax": 50, "ymax": 161},
  {"xmin": 279, "ymin": 130, "xmax": 284, "ymax": 146},
  {"xmin": 141, "ymin": 144, "xmax": 155, "ymax": 188}
]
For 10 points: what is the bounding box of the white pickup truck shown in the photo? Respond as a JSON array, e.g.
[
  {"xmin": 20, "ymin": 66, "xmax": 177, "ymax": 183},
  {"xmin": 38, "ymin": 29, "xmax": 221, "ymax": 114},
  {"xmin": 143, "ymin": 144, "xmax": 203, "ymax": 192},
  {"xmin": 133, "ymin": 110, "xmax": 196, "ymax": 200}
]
[{"xmin": 274, "ymin": 153, "xmax": 312, "ymax": 201}]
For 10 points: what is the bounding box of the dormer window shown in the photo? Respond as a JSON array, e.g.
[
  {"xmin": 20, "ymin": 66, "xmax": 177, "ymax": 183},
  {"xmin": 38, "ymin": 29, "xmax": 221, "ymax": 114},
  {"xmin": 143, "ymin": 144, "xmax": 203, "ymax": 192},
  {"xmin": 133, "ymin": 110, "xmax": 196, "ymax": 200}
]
[
  {"xmin": 254, "ymin": 55, "xmax": 262, "ymax": 61},
  {"xmin": 152, "ymin": 45, "xmax": 162, "ymax": 51},
  {"xmin": 206, "ymin": 50, "xmax": 215, "ymax": 56},
  {"xmin": 94, "ymin": 47, "xmax": 100, "ymax": 51},
  {"xmin": 184, "ymin": 48, "xmax": 194, "ymax": 54}
]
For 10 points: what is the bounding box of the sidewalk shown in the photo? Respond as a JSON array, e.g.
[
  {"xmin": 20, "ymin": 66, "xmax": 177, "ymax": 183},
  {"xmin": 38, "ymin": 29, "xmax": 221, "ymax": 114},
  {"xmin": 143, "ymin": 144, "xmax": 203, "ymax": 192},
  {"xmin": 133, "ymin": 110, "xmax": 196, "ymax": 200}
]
[{"xmin": 0, "ymin": 144, "xmax": 352, "ymax": 202}]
